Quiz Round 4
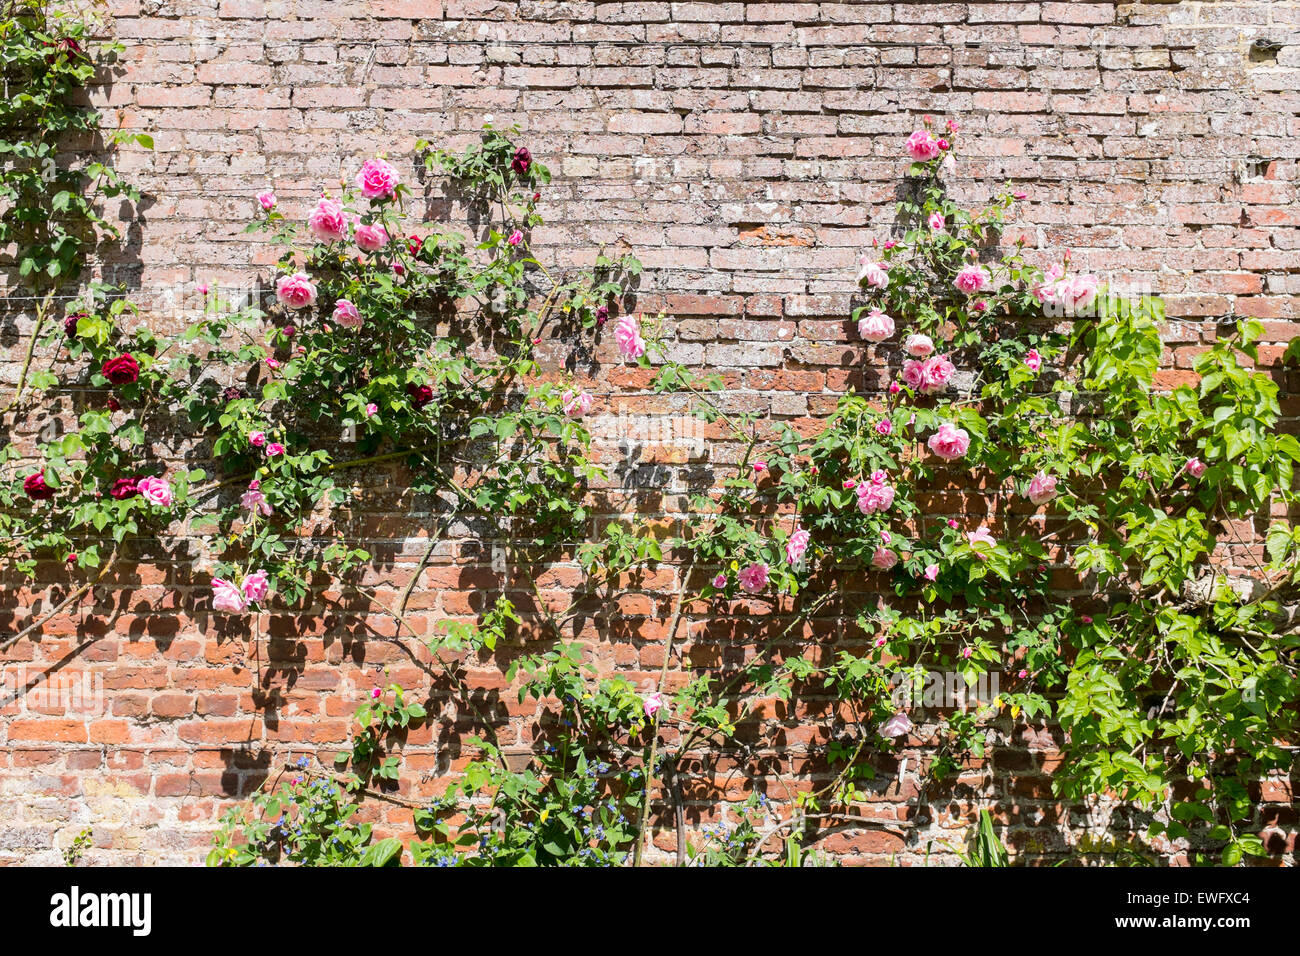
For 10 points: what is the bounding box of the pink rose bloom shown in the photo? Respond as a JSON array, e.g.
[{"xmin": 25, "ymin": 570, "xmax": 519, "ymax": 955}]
[
  {"xmin": 308, "ymin": 197, "xmax": 348, "ymax": 243},
  {"xmin": 752, "ymin": 461, "xmax": 766, "ymax": 474},
  {"xmin": 856, "ymin": 474, "xmax": 895, "ymax": 515},
  {"xmin": 211, "ymin": 578, "xmax": 247, "ymax": 613},
  {"xmin": 737, "ymin": 562, "xmax": 768, "ymax": 594},
  {"xmin": 365, "ymin": 403, "xmax": 378, "ymax": 417},
  {"xmin": 1186, "ymin": 457, "xmax": 1206, "ymax": 478},
  {"xmin": 954, "ymin": 263, "xmax": 990, "ymax": 295},
  {"xmin": 507, "ymin": 229, "xmax": 523, "ymax": 246},
  {"xmin": 257, "ymin": 190, "xmax": 276, "ymax": 211},
  {"xmin": 857, "ymin": 259, "xmax": 889, "ymax": 290},
  {"xmin": 786, "ymin": 527, "xmax": 810, "ymax": 566},
  {"xmin": 355, "ymin": 157, "xmax": 399, "ymax": 199},
  {"xmin": 923, "ymin": 564, "xmax": 939, "ymax": 581},
  {"xmin": 1025, "ymin": 348, "xmax": 1042, "ymax": 372},
  {"xmin": 901, "ymin": 359, "xmax": 926, "ymax": 391},
  {"xmin": 241, "ymin": 570, "xmax": 270, "ymax": 604},
  {"xmin": 967, "ymin": 524, "xmax": 997, "ymax": 558},
  {"xmin": 843, "ymin": 479, "xmax": 857, "ymax": 490},
  {"xmin": 371, "ymin": 687, "xmax": 382, "ymax": 699},
  {"xmin": 355, "ymin": 222, "xmax": 389, "ymax": 252},
  {"xmin": 876, "ymin": 419, "xmax": 892, "ymax": 436},
  {"xmin": 266, "ymin": 358, "xmax": 282, "ymax": 370},
  {"xmin": 643, "ymin": 691, "xmax": 670, "ymax": 720},
  {"xmin": 249, "ymin": 431, "xmax": 266, "ymax": 447},
  {"xmin": 562, "ymin": 389, "xmax": 593, "ymax": 418},
  {"xmin": 1032, "ymin": 264, "xmax": 1065, "ymax": 304},
  {"xmin": 275, "ymin": 272, "xmax": 317, "ymax": 310},
  {"xmin": 919, "ymin": 354, "xmax": 955, "ymax": 394},
  {"xmin": 242, "ymin": 480, "xmax": 272, "ymax": 516},
  {"xmin": 1061, "ymin": 273, "xmax": 1099, "ymax": 310},
  {"xmin": 136, "ymin": 476, "xmax": 173, "ymax": 508},
  {"xmin": 905, "ymin": 129, "xmax": 940, "ymax": 162},
  {"xmin": 615, "ymin": 314, "xmax": 646, "ymax": 360},
  {"xmin": 871, "ymin": 547, "xmax": 898, "ymax": 571},
  {"xmin": 333, "ymin": 299, "xmax": 362, "ymax": 329},
  {"xmin": 905, "ymin": 333, "xmax": 934, "ymax": 358},
  {"xmin": 712, "ymin": 573, "xmax": 727, "ymax": 588},
  {"xmin": 928, "ymin": 423, "xmax": 970, "ymax": 461},
  {"xmin": 928, "ymin": 211, "xmax": 945, "ymax": 231},
  {"xmin": 1026, "ymin": 471, "xmax": 1058, "ymax": 505},
  {"xmin": 265, "ymin": 442, "xmax": 285, "ymax": 457},
  {"xmin": 878, "ymin": 711, "xmax": 912, "ymax": 739},
  {"xmin": 858, "ymin": 308, "xmax": 894, "ymax": 342},
  {"xmin": 888, "ymin": 381, "xmax": 901, "ymax": 395}
]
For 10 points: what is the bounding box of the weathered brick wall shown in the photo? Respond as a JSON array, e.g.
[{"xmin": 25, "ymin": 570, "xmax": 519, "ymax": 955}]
[{"xmin": 2, "ymin": 0, "xmax": 1298, "ymax": 865}]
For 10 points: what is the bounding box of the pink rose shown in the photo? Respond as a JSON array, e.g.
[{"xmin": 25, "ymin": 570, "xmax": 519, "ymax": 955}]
[
  {"xmin": 905, "ymin": 129, "xmax": 941, "ymax": 162},
  {"xmin": 241, "ymin": 570, "xmax": 270, "ymax": 604},
  {"xmin": 136, "ymin": 476, "xmax": 173, "ymax": 508},
  {"xmin": 928, "ymin": 211, "xmax": 945, "ymax": 231},
  {"xmin": 332, "ymin": 299, "xmax": 362, "ymax": 329},
  {"xmin": 888, "ymin": 381, "xmax": 901, "ymax": 395},
  {"xmin": 211, "ymin": 578, "xmax": 247, "ymax": 613},
  {"xmin": 308, "ymin": 197, "xmax": 348, "ymax": 243},
  {"xmin": 562, "ymin": 389, "xmax": 593, "ymax": 418},
  {"xmin": 371, "ymin": 687, "xmax": 382, "ymax": 699},
  {"xmin": 275, "ymin": 272, "xmax": 317, "ymax": 310},
  {"xmin": 857, "ymin": 259, "xmax": 889, "ymax": 289},
  {"xmin": 257, "ymin": 190, "xmax": 276, "ymax": 211},
  {"xmin": 266, "ymin": 442, "xmax": 285, "ymax": 457},
  {"xmin": 954, "ymin": 264, "xmax": 990, "ymax": 295},
  {"xmin": 249, "ymin": 431, "xmax": 266, "ymax": 448},
  {"xmin": 738, "ymin": 562, "xmax": 768, "ymax": 594},
  {"xmin": 507, "ymin": 229, "xmax": 523, "ymax": 246},
  {"xmin": 1025, "ymin": 348, "xmax": 1042, "ymax": 372},
  {"xmin": 242, "ymin": 481, "xmax": 272, "ymax": 517},
  {"xmin": 923, "ymin": 564, "xmax": 939, "ymax": 581},
  {"xmin": 1061, "ymin": 273, "xmax": 1099, "ymax": 310},
  {"xmin": 919, "ymin": 355, "xmax": 955, "ymax": 394},
  {"xmin": 786, "ymin": 527, "xmax": 810, "ymax": 566},
  {"xmin": 712, "ymin": 573, "xmax": 727, "ymax": 589},
  {"xmin": 878, "ymin": 711, "xmax": 912, "ymax": 739},
  {"xmin": 365, "ymin": 403, "xmax": 378, "ymax": 417},
  {"xmin": 1026, "ymin": 471, "xmax": 1057, "ymax": 505},
  {"xmin": 856, "ymin": 473, "xmax": 895, "ymax": 515},
  {"xmin": 928, "ymin": 423, "xmax": 970, "ymax": 461},
  {"xmin": 615, "ymin": 314, "xmax": 646, "ymax": 360},
  {"xmin": 857, "ymin": 308, "xmax": 894, "ymax": 342},
  {"xmin": 355, "ymin": 158, "xmax": 399, "ymax": 200},
  {"xmin": 355, "ymin": 223, "xmax": 389, "ymax": 252},
  {"xmin": 871, "ymin": 547, "xmax": 898, "ymax": 571},
  {"xmin": 643, "ymin": 691, "xmax": 670, "ymax": 720},
  {"xmin": 1032, "ymin": 264, "xmax": 1065, "ymax": 304},
  {"xmin": 1186, "ymin": 457, "xmax": 1206, "ymax": 478},
  {"xmin": 967, "ymin": 524, "xmax": 997, "ymax": 558},
  {"xmin": 905, "ymin": 333, "xmax": 934, "ymax": 358},
  {"xmin": 901, "ymin": 359, "xmax": 926, "ymax": 391},
  {"xmin": 876, "ymin": 419, "xmax": 892, "ymax": 436}
]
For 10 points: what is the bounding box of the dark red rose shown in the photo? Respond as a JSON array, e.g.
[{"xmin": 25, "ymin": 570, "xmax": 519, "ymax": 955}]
[
  {"xmin": 45, "ymin": 37, "xmax": 86, "ymax": 65},
  {"xmin": 23, "ymin": 473, "xmax": 55, "ymax": 500},
  {"xmin": 106, "ymin": 396, "xmax": 121, "ymax": 411},
  {"xmin": 223, "ymin": 386, "xmax": 244, "ymax": 402},
  {"xmin": 110, "ymin": 476, "xmax": 140, "ymax": 499},
  {"xmin": 511, "ymin": 147, "xmax": 531, "ymax": 176},
  {"xmin": 407, "ymin": 235, "xmax": 424, "ymax": 256},
  {"xmin": 532, "ymin": 191, "xmax": 541, "ymax": 203},
  {"xmin": 64, "ymin": 311, "xmax": 86, "ymax": 338},
  {"xmin": 406, "ymin": 383, "xmax": 434, "ymax": 408},
  {"xmin": 101, "ymin": 354, "xmax": 139, "ymax": 385},
  {"xmin": 594, "ymin": 305, "xmax": 610, "ymax": 327}
]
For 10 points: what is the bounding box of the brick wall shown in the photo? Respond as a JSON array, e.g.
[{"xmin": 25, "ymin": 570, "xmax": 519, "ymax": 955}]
[{"xmin": 2, "ymin": 0, "xmax": 1298, "ymax": 865}]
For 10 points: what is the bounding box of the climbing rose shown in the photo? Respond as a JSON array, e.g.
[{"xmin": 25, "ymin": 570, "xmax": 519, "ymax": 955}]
[
  {"xmin": 856, "ymin": 472, "xmax": 895, "ymax": 515},
  {"xmin": 210, "ymin": 578, "xmax": 247, "ymax": 613},
  {"xmin": 967, "ymin": 525, "xmax": 997, "ymax": 558},
  {"xmin": 562, "ymin": 389, "xmax": 593, "ymax": 418},
  {"xmin": 257, "ymin": 191, "xmax": 276, "ymax": 211},
  {"xmin": 712, "ymin": 573, "xmax": 727, "ymax": 588},
  {"xmin": 871, "ymin": 547, "xmax": 898, "ymax": 571},
  {"xmin": 511, "ymin": 147, "xmax": 531, "ymax": 176},
  {"xmin": 23, "ymin": 473, "xmax": 55, "ymax": 500},
  {"xmin": 919, "ymin": 355, "xmax": 955, "ymax": 394},
  {"xmin": 307, "ymin": 197, "xmax": 348, "ymax": 242},
  {"xmin": 242, "ymin": 570, "xmax": 270, "ymax": 603},
  {"xmin": 101, "ymin": 354, "xmax": 139, "ymax": 385},
  {"xmin": 242, "ymin": 480, "xmax": 272, "ymax": 517},
  {"xmin": 365, "ymin": 403, "xmax": 378, "ymax": 417},
  {"xmin": 137, "ymin": 476, "xmax": 173, "ymax": 507},
  {"xmin": 1186, "ymin": 457, "xmax": 1206, "ymax": 478},
  {"xmin": 265, "ymin": 442, "xmax": 285, "ymax": 457},
  {"xmin": 737, "ymin": 562, "xmax": 768, "ymax": 594},
  {"xmin": 249, "ymin": 431, "xmax": 266, "ymax": 448},
  {"xmin": 355, "ymin": 158, "xmax": 399, "ymax": 199},
  {"xmin": 64, "ymin": 311, "xmax": 85, "ymax": 338},
  {"xmin": 923, "ymin": 564, "xmax": 939, "ymax": 581},
  {"xmin": 879, "ymin": 712, "xmax": 912, "ymax": 738},
  {"xmin": 857, "ymin": 259, "xmax": 889, "ymax": 289},
  {"xmin": 1026, "ymin": 471, "xmax": 1058, "ymax": 505},
  {"xmin": 928, "ymin": 423, "xmax": 970, "ymax": 460},
  {"xmin": 275, "ymin": 272, "xmax": 317, "ymax": 309},
  {"xmin": 1059, "ymin": 273, "xmax": 1099, "ymax": 310},
  {"xmin": 615, "ymin": 314, "xmax": 646, "ymax": 360},
  {"xmin": 507, "ymin": 229, "xmax": 523, "ymax": 246},
  {"xmin": 407, "ymin": 383, "xmax": 434, "ymax": 408},
  {"xmin": 110, "ymin": 476, "xmax": 140, "ymax": 499},
  {"xmin": 901, "ymin": 359, "xmax": 925, "ymax": 391},
  {"xmin": 876, "ymin": 419, "xmax": 892, "ymax": 436},
  {"xmin": 905, "ymin": 333, "xmax": 934, "ymax": 358},
  {"xmin": 857, "ymin": 308, "xmax": 894, "ymax": 342},
  {"xmin": 928, "ymin": 211, "xmax": 945, "ymax": 231},
  {"xmin": 355, "ymin": 223, "xmax": 389, "ymax": 252},
  {"xmin": 954, "ymin": 264, "xmax": 990, "ymax": 294},
  {"xmin": 1025, "ymin": 347, "xmax": 1042, "ymax": 372},
  {"xmin": 333, "ymin": 299, "xmax": 362, "ymax": 328},
  {"xmin": 786, "ymin": 527, "xmax": 810, "ymax": 566},
  {"xmin": 642, "ymin": 691, "xmax": 670, "ymax": 719},
  {"xmin": 905, "ymin": 129, "xmax": 940, "ymax": 161}
]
